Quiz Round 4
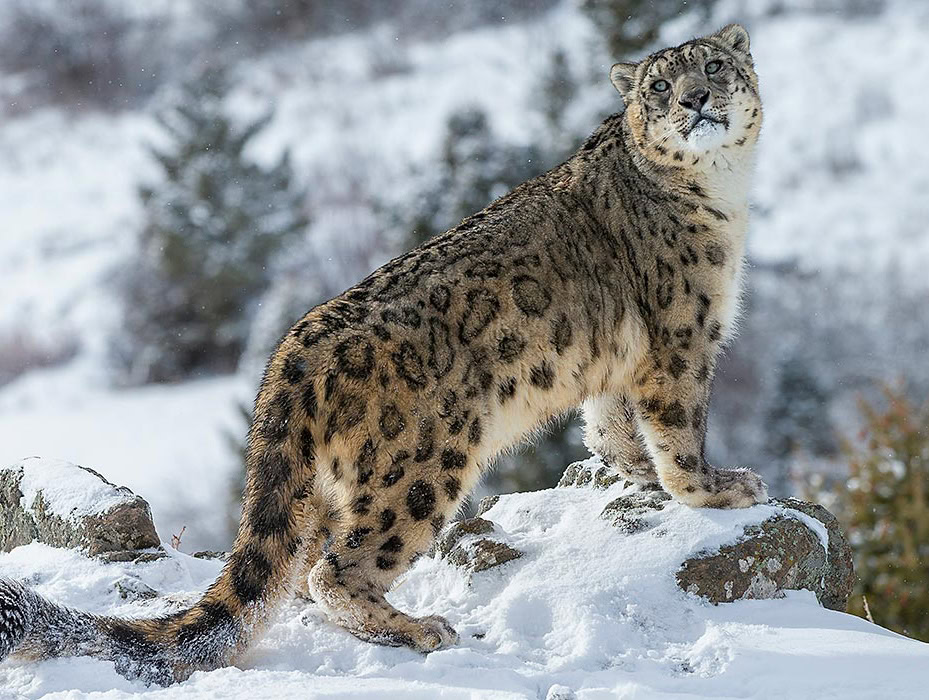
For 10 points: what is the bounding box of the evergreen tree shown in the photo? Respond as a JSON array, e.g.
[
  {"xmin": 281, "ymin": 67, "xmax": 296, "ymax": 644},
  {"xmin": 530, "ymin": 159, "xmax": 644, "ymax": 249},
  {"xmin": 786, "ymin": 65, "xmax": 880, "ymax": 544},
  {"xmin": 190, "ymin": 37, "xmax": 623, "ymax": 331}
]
[
  {"xmin": 581, "ymin": 0, "xmax": 715, "ymax": 59},
  {"xmin": 402, "ymin": 106, "xmax": 549, "ymax": 251},
  {"xmin": 834, "ymin": 388, "xmax": 929, "ymax": 641},
  {"xmin": 766, "ymin": 357, "xmax": 837, "ymax": 494},
  {"xmin": 115, "ymin": 70, "xmax": 309, "ymax": 383}
]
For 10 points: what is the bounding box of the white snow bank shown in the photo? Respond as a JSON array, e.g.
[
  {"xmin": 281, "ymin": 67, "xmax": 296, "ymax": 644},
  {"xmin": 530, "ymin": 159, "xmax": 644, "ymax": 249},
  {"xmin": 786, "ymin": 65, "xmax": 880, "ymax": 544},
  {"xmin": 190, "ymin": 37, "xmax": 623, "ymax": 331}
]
[{"xmin": 2, "ymin": 460, "xmax": 927, "ymax": 699}]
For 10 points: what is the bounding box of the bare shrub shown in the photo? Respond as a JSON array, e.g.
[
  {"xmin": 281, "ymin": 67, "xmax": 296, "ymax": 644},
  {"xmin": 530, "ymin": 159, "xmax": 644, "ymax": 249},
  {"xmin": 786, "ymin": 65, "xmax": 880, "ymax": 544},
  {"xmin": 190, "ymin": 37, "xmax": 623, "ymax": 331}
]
[{"xmin": 0, "ymin": 328, "xmax": 79, "ymax": 386}]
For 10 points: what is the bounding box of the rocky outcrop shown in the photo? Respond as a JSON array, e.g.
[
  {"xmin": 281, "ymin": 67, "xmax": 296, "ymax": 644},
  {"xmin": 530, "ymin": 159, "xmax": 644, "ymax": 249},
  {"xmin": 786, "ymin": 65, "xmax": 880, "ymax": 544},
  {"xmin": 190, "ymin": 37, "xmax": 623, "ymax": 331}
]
[
  {"xmin": 676, "ymin": 506, "xmax": 854, "ymax": 611},
  {"xmin": 435, "ymin": 516, "xmax": 522, "ymax": 573},
  {"xmin": 0, "ymin": 457, "xmax": 161, "ymax": 558},
  {"xmin": 559, "ymin": 460, "xmax": 855, "ymax": 611}
]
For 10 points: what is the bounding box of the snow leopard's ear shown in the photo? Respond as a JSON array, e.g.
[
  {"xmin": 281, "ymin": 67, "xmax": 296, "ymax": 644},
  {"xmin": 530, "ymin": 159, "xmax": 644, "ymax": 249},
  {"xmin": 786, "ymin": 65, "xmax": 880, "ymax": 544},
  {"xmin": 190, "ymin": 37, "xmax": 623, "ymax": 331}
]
[
  {"xmin": 609, "ymin": 62, "xmax": 638, "ymax": 99},
  {"xmin": 712, "ymin": 24, "xmax": 750, "ymax": 55}
]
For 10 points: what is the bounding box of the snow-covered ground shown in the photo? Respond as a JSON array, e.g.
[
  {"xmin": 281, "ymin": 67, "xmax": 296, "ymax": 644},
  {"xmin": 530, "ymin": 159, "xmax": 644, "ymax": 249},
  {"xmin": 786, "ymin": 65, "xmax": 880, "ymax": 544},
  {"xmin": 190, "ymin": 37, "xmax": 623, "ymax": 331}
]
[{"xmin": 2, "ymin": 466, "xmax": 928, "ymax": 699}]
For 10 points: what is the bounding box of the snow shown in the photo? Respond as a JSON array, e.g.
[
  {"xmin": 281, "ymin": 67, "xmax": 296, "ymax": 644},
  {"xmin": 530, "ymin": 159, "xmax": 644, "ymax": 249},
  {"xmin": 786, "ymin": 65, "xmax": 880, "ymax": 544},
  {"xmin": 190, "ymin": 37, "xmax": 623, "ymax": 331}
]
[
  {"xmin": 2, "ymin": 462, "xmax": 928, "ymax": 699},
  {"xmin": 12, "ymin": 457, "xmax": 131, "ymax": 520}
]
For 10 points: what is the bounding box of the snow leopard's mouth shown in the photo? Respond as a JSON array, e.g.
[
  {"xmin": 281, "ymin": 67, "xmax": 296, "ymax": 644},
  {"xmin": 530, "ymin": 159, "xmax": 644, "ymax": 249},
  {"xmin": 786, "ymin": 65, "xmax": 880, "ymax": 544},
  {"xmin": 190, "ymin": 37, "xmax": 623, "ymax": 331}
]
[{"xmin": 685, "ymin": 113, "xmax": 728, "ymax": 137}]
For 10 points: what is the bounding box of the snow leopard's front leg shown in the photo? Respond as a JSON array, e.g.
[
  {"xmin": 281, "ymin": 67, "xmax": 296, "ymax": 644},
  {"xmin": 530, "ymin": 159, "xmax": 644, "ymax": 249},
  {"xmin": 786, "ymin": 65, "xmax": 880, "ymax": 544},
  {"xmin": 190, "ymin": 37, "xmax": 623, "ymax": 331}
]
[
  {"xmin": 630, "ymin": 345, "xmax": 767, "ymax": 509},
  {"xmin": 582, "ymin": 394, "xmax": 659, "ymax": 485}
]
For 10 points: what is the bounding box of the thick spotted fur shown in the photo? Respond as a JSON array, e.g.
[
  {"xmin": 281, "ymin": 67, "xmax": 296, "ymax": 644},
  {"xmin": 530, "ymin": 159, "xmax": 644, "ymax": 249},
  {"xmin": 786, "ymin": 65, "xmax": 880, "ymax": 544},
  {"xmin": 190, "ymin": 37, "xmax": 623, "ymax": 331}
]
[{"xmin": 0, "ymin": 25, "xmax": 767, "ymax": 684}]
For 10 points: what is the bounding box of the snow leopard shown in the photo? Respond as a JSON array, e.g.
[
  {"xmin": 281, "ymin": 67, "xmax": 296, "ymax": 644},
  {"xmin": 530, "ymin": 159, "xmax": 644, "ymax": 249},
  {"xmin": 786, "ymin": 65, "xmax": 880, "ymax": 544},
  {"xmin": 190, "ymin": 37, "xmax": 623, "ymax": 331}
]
[{"xmin": 0, "ymin": 24, "xmax": 766, "ymax": 684}]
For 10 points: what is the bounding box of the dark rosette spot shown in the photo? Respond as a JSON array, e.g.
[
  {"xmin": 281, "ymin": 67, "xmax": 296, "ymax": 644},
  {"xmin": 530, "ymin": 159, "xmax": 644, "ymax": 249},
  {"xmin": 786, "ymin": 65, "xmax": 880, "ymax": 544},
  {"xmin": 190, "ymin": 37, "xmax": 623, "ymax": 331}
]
[
  {"xmin": 282, "ymin": 353, "xmax": 307, "ymax": 385},
  {"xmin": 253, "ymin": 448, "xmax": 292, "ymax": 490},
  {"xmin": 324, "ymin": 392, "xmax": 366, "ymax": 443},
  {"xmin": 550, "ymin": 314, "xmax": 573, "ymax": 354},
  {"xmin": 379, "ymin": 403, "xmax": 406, "ymax": 440},
  {"xmin": 299, "ymin": 427, "xmax": 316, "ymax": 463},
  {"xmin": 346, "ymin": 527, "xmax": 373, "ymax": 549},
  {"xmin": 443, "ymin": 476, "xmax": 461, "ymax": 500},
  {"xmin": 382, "ymin": 467, "xmax": 405, "ymax": 487},
  {"xmin": 459, "ymin": 288, "xmax": 500, "ymax": 343},
  {"xmin": 675, "ymin": 454, "xmax": 700, "ymax": 472},
  {"xmin": 659, "ymin": 400, "xmax": 688, "ymax": 429},
  {"xmin": 382, "ymin": 306, "xmax": 422, "ymax": 329},
  {"xmin": 229, "ymin": 544, "xmax": 273, "ymax": 605},
  {"xmin": 414, "ymin": 418, "xmax": 436, "ymax": 462},
  {"xmin": 380, "ymin": 508, "xmax": 397, "ymax": 532},
  {"xmin": 334, "ymin": 336, "xmax": 375, "ymax": 380},
  {"xmin": 696, "ymin": 293, "xmax": 711, "ymax": 328},
  {"xmin": 391, "ymin": 342, "xmax": 427, "ymax": 391},
  {"xmin": 301, "ymin": 382, "xmax": 318, "ymax": 418},
  {"xmin": 380, "ymin": 535, "xmax": 404, "ymax": 553},
  {"xmin": 468, "ymin": 417, "xmax": 482, "ymax": 445},
  {"xmin": 406, "ymin": 480, "xmax": 436, "ymax": 521},
  {"xmin": 259, "ymin": 390, "xmax": 293, "ymax": 443},
  {"xmin": 669, "ymin": 354, "xmax": 688, "ymax": 379},
  {"xmin": 512, "ymin": 275, "xmax": 551, "ymax": 317},
  {"xmin": 428, "ymin": 317, "xmax": 455, "ymax": 378},
  {"xmin": 657, "ymin": 281, "xmax": 675, "ymax": 309},
  {"xmin": 429, "ymin": 285, "xmax": 452, "ymax": 313},
  {"xmin": 353, "ymin": 494, "xmax": 373, "ymax": 514},
  {"xmin": 356, "ymin": 438, "xmax": 377, "ymax": 485},
  {"xmin": 465, "ymin": 260, "xmax": 503, "ymax": 279},
  {"xmin": 513, "ymin": 253, "xmax": 541, "ymax": 268},
  {"xmin": 498, "ymin": 330, "xmax": 526, "ymax": 363},
  {"xmin": 529, "ymin": 362, "xmax": 556, "ymax": 390},
  {"xmin": 441, "ymin": 448, "xmax": 467, "ymax": 471},
  {"xmin": 498, "ymin": 377, "xmax": 517, "ymax": 403},
  {"xmin": 248, "ymin": 489, "xmax": 294, "ymax": 538}
]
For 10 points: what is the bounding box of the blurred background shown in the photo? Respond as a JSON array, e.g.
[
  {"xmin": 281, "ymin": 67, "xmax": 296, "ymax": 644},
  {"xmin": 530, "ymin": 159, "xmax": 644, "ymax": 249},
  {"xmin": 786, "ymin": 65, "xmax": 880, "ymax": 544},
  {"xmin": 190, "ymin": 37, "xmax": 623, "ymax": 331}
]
[{"xmin": 0, "ymin": 0, "xmax": 926, "ymax": 638}]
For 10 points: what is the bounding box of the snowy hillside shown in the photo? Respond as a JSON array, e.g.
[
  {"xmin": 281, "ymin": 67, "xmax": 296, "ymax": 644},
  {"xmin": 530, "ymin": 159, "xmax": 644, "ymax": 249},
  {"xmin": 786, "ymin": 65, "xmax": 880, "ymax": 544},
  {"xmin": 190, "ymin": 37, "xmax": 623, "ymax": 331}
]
[
  {"xmin": 2, "ymin": 462, "xmax": 928, "ymax": 699},
  {"xmin": 1, "ymin": 0, "xmax": 927, "ymax": 554}
]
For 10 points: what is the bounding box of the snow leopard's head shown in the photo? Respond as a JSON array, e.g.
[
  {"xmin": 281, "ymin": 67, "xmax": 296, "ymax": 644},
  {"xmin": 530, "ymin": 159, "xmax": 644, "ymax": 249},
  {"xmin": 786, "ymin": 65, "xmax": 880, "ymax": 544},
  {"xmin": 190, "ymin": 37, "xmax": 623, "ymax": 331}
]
[{"xmin": 611, "ymin": 24, "xmax": 762, "ymax": 167}]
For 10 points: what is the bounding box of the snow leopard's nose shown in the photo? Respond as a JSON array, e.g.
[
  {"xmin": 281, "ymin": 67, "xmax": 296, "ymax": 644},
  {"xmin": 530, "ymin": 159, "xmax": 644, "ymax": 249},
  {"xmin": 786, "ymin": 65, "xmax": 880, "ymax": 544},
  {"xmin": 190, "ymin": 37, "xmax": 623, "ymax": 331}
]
[{"xmin": 679, "ymin": 86, "xmax": 710, "ymax": 112}]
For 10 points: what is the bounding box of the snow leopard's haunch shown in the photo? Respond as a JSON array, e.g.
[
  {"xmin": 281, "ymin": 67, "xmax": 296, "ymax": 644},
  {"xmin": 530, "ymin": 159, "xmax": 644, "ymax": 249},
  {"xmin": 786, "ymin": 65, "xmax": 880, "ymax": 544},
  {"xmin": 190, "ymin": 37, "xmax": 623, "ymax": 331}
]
[{"xmin": 0, "ymin": 24, "xmax": 767, "ymax": 684}]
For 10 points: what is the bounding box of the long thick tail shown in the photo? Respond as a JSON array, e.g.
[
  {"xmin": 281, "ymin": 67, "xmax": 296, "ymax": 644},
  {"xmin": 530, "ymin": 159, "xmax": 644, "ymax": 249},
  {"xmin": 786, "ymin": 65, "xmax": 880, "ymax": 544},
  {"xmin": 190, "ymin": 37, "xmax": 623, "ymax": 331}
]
[{"xmin": 0, "ymin": 369, "xmax": 322, "ymax": 685}]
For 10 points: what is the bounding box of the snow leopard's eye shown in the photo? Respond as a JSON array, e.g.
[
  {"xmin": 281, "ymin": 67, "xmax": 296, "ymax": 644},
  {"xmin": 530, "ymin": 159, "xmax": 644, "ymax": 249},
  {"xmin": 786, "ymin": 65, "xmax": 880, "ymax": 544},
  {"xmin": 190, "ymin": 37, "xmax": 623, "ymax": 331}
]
[
  {"xmin": 705, "ymin": 60, "xmax": 723, "ymax": 75},
  {"xmin": 651, "ymin": 79, "xmax": 670, "ymax": 93}
]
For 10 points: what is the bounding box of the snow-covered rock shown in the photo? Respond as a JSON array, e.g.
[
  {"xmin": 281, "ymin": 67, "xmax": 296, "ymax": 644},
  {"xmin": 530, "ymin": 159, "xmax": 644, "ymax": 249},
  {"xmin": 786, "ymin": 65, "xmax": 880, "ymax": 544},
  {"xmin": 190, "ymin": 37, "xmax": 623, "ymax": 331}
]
[
  {"xmin": 461, "ymin": 461, "xmax": 856, "ymax": 612},
  {"xmin": 1, "ymin": 457, "xmax": 926, "ymax": 699},
  {"xmin": 0, "ymin": 457, "xmax": 160, "ymax": 558}
]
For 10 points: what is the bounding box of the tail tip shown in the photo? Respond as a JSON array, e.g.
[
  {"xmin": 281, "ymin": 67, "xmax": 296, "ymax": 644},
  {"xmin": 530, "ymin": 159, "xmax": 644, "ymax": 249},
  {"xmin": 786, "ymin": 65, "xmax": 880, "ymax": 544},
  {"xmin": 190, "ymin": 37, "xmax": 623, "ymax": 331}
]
[{"xmin": 0, "ymin": 578, "xmax": 30, "ymax": 660}]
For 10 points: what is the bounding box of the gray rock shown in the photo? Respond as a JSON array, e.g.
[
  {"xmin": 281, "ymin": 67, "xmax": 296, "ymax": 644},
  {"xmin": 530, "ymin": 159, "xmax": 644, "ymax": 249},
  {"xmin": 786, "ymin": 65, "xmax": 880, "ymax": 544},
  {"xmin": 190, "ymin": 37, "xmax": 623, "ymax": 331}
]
[
  {"xmin": 191, "ymin": 550, "xmax": 230, "ymax": 561},
  {"xmin": 113, "ymin": 576, "xmax": 159, "ymax": 601},
  {"xmin": 476, "ymin": 495, "xmax": 500, "ymax": 516},
  {"xmin": 771, "ymin": 497, "xmax": 857, "ymax": 611},
  {"xmin": 447, "ymin": 539, "xmax": 522, "ymax": 573},
  {"xmin": 600, "ymin": 488, "xmax": 672, "ymax": 534},
  {"xmin": 435, "ymin": 517, "xmax": 522, "ymax": 573},
  {"xmin": 676, "ymin": 502, "xmax": 855, "ymax": 611},
  {"xmin": 435, "ymin": 517, "xmax": 495, "ymax": 556},
  {"xmin": 545, "ymin": 685, "xmax": 577, "ymax": 700},
  {"xmin": 97, "ymin": 550, "xmax": 168, "ymax": 564},
  {"xmin": 0, "ymin": 458, "xmax": 161, "ymax": 557},
  {"xmin": 557, "ymin": 460, "xmax": 624, "ymax": 489}
]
